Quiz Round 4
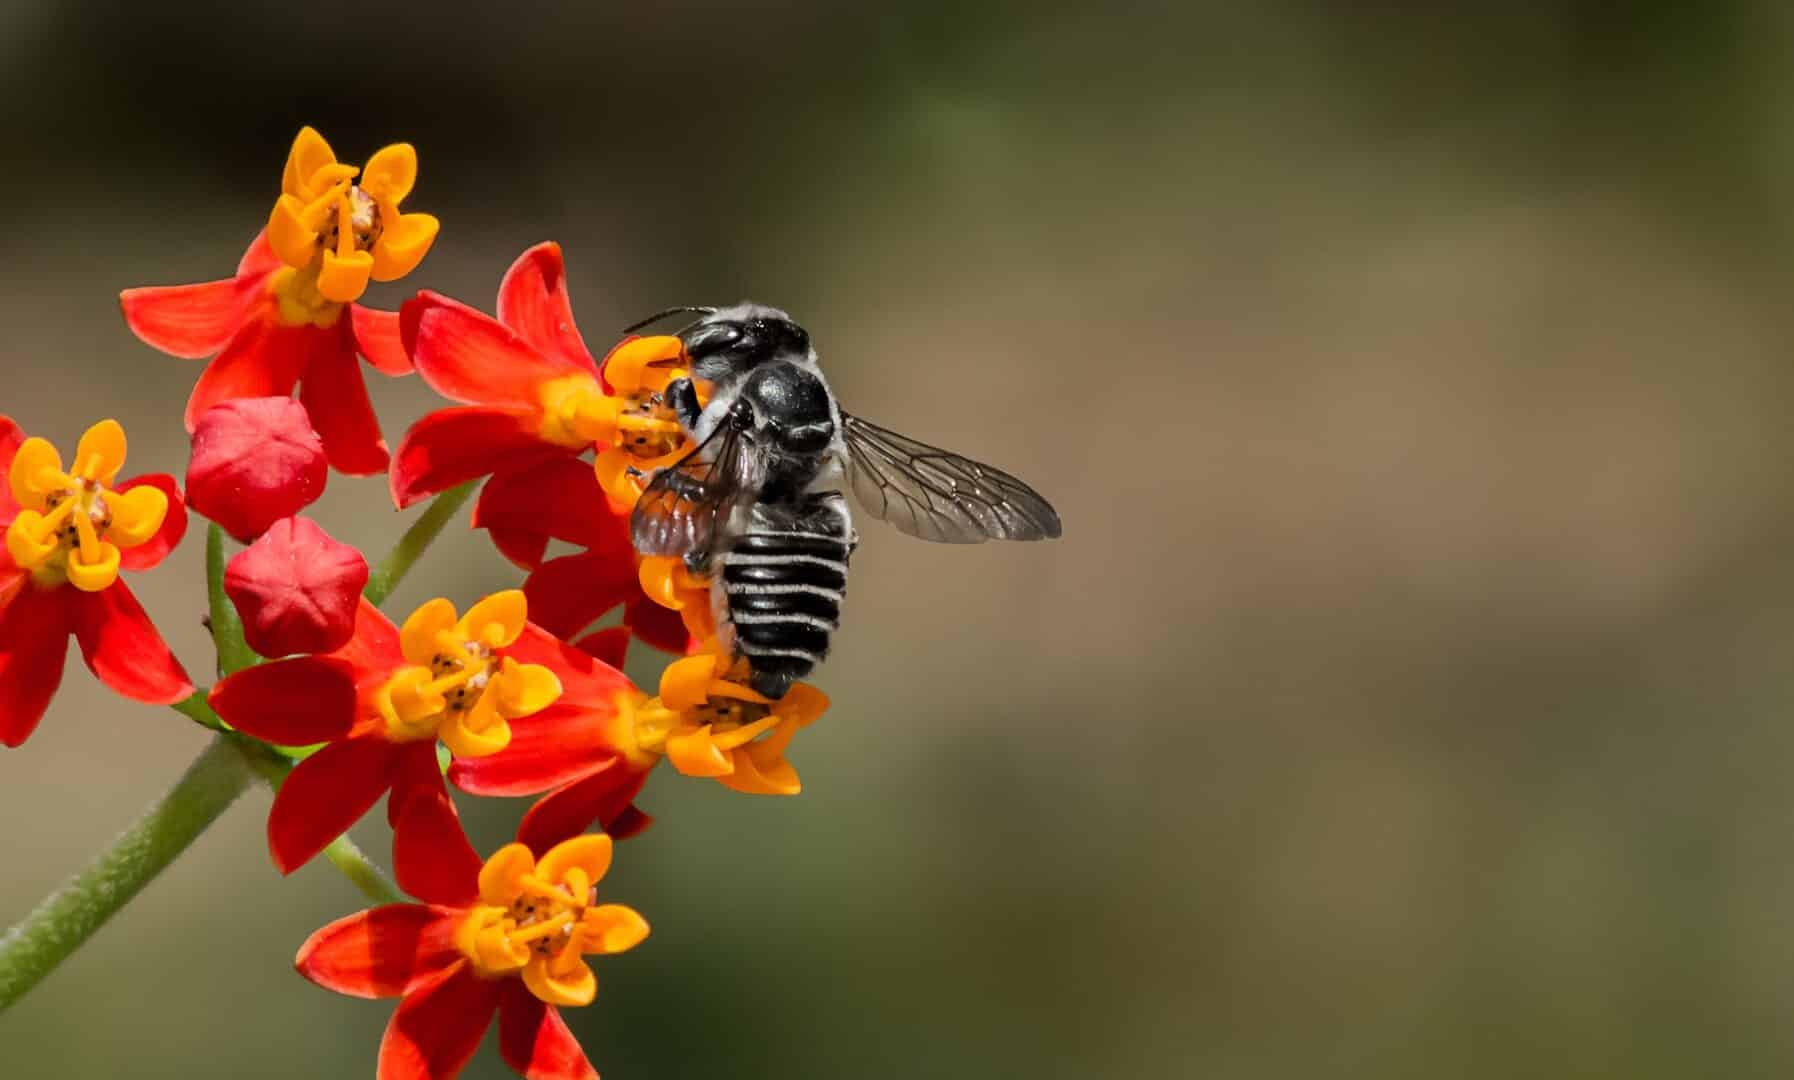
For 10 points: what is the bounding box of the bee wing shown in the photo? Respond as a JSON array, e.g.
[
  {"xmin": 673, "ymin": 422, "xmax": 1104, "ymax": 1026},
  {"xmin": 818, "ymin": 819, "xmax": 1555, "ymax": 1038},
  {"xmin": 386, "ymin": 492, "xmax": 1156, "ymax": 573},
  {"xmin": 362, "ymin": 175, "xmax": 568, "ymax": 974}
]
[
  {"xmin": 840, "ymin": 413, "xmax": 1063, "ymax": 543},
  {"xmin": 630, "ymin": 412, "xmax": 757, "ymax": 561}
]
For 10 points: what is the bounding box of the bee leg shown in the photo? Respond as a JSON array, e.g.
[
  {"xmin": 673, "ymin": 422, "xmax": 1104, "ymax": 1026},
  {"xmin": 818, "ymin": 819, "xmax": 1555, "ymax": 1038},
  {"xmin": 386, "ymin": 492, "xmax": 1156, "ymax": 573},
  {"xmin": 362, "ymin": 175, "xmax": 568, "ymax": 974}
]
[
  {"xmin": 665, "ymin": 377, "xmax": 704, "ymax": 430},
  {"xmin": 683, "ymin": 550, "xmax": 714, "ymax": 576}
]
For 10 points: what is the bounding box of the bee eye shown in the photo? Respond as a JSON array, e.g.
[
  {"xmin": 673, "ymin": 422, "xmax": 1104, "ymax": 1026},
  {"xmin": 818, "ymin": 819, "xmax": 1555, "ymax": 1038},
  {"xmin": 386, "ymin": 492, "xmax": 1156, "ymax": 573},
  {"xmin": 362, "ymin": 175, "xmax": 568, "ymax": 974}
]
[{"xmin": 684, "ymin": 323, "xmax": 746, "ymax": 359}]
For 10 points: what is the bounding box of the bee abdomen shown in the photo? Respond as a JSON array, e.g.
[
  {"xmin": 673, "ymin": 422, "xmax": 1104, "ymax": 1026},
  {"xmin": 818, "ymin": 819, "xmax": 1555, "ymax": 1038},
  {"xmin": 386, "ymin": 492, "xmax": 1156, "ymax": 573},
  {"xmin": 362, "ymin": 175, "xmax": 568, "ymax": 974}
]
[{"xmin": 719, "ymin": 526, "xmax": 849, "ymax": 696}]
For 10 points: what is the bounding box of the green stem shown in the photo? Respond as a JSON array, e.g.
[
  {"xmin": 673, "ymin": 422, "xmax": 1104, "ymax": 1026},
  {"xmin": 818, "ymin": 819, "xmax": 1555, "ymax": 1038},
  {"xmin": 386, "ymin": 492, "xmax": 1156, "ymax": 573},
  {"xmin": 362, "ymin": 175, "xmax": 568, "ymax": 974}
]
[
  {"xmin": 170, "ymin": 691, "xmax": 225, "ymax": 732},
  {"xmin": 364, "ymin": 480, "xmax": 478, "ymax": 606},
  {"xmin": 205, "ymin": 523, "xmax": 257, "ymax": 676},
  {"xmin": 0, "ymin": 735, "xmax": 252, "ymax": 1011},
  {"xmin": 322, "ymin": 835, "xmax": 404, "ymax": 906}
]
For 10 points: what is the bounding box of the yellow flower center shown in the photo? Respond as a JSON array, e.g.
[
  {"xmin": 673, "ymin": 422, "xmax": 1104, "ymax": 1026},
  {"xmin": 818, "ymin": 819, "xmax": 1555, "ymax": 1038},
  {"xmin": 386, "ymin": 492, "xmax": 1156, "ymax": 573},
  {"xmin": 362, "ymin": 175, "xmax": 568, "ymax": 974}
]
[
  {"xmin": 376, "ymin": 592, "xmax": 562, "ymax": 758},
  {"xmin": 621, "ymin": 688, "xmax": 779, "ymax": 760},
  {"xmin": 266, "ymin": 127, "xmax": 439, "ymax": 305},
  {"xmin": 268, "ymin": 265, "xmax": 344, "ymax": 329},
  {"xmin": 456, "ymin": 837, "xmax": 648, "ymax": 1007},
  {"xmin": 587, "ymin": 337, "xmax": 711, "ymax": 510},
  {"xmin": 617, "ymin": 653, "xmax": 829, "ymax": 794},
  {"xmin": 536, "ymin": 375, "xmax": 615, "ymax": 449},
  {"xmin": 458, "ymin": 868, "xmax": 595, "ymax": 973},
  {"xmin": 4, "ymin": 421, "xmax": 166, "ymax": 592}
]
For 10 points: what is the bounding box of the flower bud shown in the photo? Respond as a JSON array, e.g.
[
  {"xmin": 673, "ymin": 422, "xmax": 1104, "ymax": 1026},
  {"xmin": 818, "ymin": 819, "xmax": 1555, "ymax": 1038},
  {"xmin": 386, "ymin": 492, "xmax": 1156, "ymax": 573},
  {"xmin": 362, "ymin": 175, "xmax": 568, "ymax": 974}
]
[
  {"xmin": 225, "ymin": 516, "xmax": 368, "ymax": 657},
  {"xmin": 187, "ymin": 398, "xmax": 327, "ymax": 541}
]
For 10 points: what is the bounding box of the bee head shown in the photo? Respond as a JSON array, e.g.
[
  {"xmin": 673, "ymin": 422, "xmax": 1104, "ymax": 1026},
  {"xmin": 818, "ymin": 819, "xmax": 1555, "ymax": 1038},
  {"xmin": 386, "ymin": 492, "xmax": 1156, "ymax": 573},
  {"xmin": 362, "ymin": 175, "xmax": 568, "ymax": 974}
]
[{"xmin": 677, "ymin": 304, "xmax": 812, "ymax": 378}]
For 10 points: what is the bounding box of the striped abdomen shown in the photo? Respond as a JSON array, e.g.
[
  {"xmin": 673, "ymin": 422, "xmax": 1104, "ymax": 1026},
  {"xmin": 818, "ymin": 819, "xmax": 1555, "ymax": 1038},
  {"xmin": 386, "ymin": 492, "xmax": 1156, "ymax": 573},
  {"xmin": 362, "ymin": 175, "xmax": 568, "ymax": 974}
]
[{"xmin": 717, "ymin": 498, "xmax": 852, "ymax": 699}]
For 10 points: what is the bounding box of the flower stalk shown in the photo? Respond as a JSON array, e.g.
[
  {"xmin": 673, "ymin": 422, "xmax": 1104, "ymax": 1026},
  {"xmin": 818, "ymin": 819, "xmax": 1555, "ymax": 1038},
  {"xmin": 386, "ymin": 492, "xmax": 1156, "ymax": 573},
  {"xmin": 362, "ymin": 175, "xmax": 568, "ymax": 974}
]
[
  {"xmin": 0, "ymin": 734, "xmax": 252, "ymax": 1011},
  {"xmin": 205, "ymin": 522, "xmax": 258, "ymax": 677},
  {"xmin": 364, "ymin": 480, "xmax": 477, "ymax": 606}
]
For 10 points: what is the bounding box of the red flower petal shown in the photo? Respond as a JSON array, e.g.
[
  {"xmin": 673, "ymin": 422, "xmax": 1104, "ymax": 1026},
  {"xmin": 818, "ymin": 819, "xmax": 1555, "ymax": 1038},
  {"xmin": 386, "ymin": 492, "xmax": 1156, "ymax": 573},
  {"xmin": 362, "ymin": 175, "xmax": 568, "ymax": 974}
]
[
  {"xmin": 404, "ymin": 292, "xmax": 585, "ymax": 408},
  {"xmin": 237, "ymin": 228, "xmax": 282, "ymax": 277},
  {"xmin": 624, "ymin": 596, "xmax": 695, "ymax": 656},
  {"xmin": 572, "ymin": 627, "xmax": 630, "ymax": 669},
  {"xmin": 114, "ymin": 474, "xmax": 188, "ymax": 572},
  {"xmin": 391, "ymin": 774, "xmax": 483, "ymax": 909},
  {"xmin": 449, "ymin": 706, "xmax": 624, "ymax": 797},
  {"xmin": 186, "ymin": 398, "xmax": 327, "ymax": 541},
  {"xmin": 183, "ymin": 315, "xmax": 312, "ymax": 432},
  {"xmin": 331, "ymin": 598, "xmax": 405, "ymax": 686},
  {"xmin": 377, "ymin": 964, "xmax": 499, "ymax": 1080},
  {"xmin": 0, "ymin": 584, "xmax": 71, "ymax": 747},
  {"xmin": 474, "ymin": 454, "xmax": 626, "ymax": 560},
  {"xmin": 608, "ymin": 803, "xmax": 654, "ymax": 841},
  {"xmin": 301, "ymin": 326, "xmax": 390, "ymax": 476},
  {"xmin": 70, "ymin": 582, "xmax": 192, "ymax": 706},
  {"xmin": 498, "ymin": 981, "xmax": 599, "ymax": 1080},
  {"xmin": 296, "ymin": 904, "xmax": 463, "ymax": 1000},
  {"xmin": 352, "ymin": 304, "xmax": 414, "ymax": 376},
  {"xmin": 224, "ymin": 517, "xmax": 369, "ymax": 657},
  {"xmin": 120, "ymin": 276, "xmax": 266, "ymax": 360},
  {"xmin": 487, "ymin": 526, "xmax": 550, "ymax": 571},
  {"xmin": 516, "ymin": 764, "xmax": 653, "ymax": 855},
  {"xmin": 389, "ymin": 406, "xmax": 551, "ymax": 510},
  {"xmin": 502, "ymin": 624, "xmax": 634, "ymax": 708},
  {"xmin": 209, "ymin": 656, "xmax": 357, "ymax": 745},
  {"xmin": 496, "ymin": 243, "xmax": 597, "ymax": 377},
  {"xmin": 386, "ymin": 742, "xmax": 446, "ymax": 827},
  {"xmin": 0, "ymin": 416, "xmax": 22, "ymax": 527},
  {"xmin": 522, "ymin": 551, "xmax": 642, "ymax": 643},
  {"xmin": 268, "ymin": 736, "xmax": 395, "ymax": 874}
]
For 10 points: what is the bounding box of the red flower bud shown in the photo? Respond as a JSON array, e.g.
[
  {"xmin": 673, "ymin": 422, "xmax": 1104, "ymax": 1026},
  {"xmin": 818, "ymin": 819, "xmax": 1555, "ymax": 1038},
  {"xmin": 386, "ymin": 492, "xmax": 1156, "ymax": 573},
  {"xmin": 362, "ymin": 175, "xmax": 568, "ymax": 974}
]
[
  {"xmin": 187, "ymin": 398, "xmax": 328, "ymax": 541},
  {"xmin": 225, "ymin": 516, "xmax": 368, "ymax": 657}
]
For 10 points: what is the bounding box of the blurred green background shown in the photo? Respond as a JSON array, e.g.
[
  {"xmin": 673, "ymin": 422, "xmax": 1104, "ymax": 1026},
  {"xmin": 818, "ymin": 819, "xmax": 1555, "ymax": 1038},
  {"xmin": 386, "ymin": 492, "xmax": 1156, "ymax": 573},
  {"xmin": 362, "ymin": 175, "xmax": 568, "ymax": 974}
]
[{"xmin": 9, "ymin": 1, "xmax": 1794, "ymax": 1076}]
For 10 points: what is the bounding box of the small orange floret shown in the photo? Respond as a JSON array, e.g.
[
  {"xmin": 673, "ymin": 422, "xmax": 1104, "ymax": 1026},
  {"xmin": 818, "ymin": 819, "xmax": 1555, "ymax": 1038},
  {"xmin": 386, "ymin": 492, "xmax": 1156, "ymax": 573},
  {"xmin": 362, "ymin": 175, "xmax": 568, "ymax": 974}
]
[
  {"xmin": 267, "ymin": 126, "xmax": 439, "ymax": 305},
  {"xmin": 624, "ymin": 651, "xmax": 828, "ymax": 795},
  {"xmin": 455, "ymin": 835, "xmax": 650, "ymax": 1007},
  {"xmin": 5, "ymin": 420, "xmax": 168, "ymax": 592},
  {"xmin": 377, "ymin": 591, "xmax": 563, "ymax": 758},
  {"xmin": 590, "ymin": 335, "xmax": 708, "ymax": 511}
]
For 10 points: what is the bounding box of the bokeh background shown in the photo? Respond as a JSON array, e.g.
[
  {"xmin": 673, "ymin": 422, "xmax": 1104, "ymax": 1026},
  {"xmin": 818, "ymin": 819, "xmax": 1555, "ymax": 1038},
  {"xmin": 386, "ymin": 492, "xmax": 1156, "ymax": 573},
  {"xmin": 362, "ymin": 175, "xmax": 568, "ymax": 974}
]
[{"xmin": 9, "ymin": 2, "xmax": 1794, "ymax": 1076}]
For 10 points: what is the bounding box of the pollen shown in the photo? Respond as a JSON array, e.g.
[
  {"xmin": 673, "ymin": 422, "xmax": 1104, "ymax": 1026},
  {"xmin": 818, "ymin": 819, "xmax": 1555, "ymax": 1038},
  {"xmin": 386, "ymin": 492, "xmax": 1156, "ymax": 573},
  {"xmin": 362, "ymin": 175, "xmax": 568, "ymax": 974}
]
[
  {"xmin": 4, "ymin": 420, "xmax": 166, "ymax": 592},
  {"xmin": 375, "ymin": 591, "xmax": 561, "ymax": 758}
]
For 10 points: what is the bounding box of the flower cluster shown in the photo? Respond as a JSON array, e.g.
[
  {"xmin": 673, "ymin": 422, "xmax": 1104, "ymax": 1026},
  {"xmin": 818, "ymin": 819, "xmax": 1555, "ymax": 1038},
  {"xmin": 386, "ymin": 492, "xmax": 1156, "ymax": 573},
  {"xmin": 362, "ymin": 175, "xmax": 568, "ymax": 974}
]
[{"xmin": 1, "ymin": 126, "xmax": 843, "ymax": 1080}]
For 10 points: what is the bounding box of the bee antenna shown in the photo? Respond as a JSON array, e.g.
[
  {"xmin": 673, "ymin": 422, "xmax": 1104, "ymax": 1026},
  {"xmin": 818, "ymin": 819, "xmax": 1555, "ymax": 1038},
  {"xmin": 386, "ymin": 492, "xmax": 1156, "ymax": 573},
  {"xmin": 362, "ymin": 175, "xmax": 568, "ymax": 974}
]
[{"xmin": 621, "ymin": 305, "xmax": 718, "ymax": 335}]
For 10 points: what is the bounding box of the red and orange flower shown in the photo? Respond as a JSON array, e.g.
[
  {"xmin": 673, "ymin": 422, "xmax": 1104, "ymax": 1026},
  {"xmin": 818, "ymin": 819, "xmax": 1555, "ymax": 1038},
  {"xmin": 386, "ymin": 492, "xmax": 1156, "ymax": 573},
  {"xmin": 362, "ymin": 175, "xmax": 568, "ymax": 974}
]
[
  {"xmin": 0, "ymin": 417, "xmax": 191, "ymax": 747},
  {"xmin": 208, "ymin": 591, "xmax": 565, "ymax": 893},
  {"xmin": 120, "ymin": 126, "xmax": 437, "ymax": 475},
  {"xmin": 454, "ymin": 644, "xmax": 827, "ymax": 853},
  {"xmin": 297, "ymin": 833, "xmax": 647, "ymax": 1080},
  {"xmin": 391, "ymin": 243, "xmax": 696, "ymax": 655}
]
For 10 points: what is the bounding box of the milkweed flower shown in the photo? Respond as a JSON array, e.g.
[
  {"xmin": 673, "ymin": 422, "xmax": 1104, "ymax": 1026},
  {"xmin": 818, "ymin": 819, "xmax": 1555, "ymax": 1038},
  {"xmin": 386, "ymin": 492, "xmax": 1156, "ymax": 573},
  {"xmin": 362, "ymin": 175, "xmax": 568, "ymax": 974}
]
[
  {"xmin": 224, "ymin": 516, "xmax": 367, "ymax": 657},
  {"xmin": 296, "ymin": 833, "xmax": 647, "ymax": 1080},
  {"xmin": 587, "ymin": 332, "xmax": 701, "ymax": 510},
  {"xmin": 208, "ymin": 591, "xmax": 564, "ymax": 890},
  {"xmin": 388, "ymin": 242, "xmax": 610, "ymax": 510},
  {"xmin": 186, "ymin": 397, "xmax": 328, "ymax": 541},
  {"xmin": 391, "ymin": 243, "xmax": 695, "ymax": 654},
  {"xmin": 0, "ymin": 417, "xmax": 191, "ymax": 746},
  {"xmin": 120, "ymin": 126, "xmax": 437, "ymax": 475},
  {"xmin": 452, "ymin": 643, "xmax": 826, "ymax": 853}
]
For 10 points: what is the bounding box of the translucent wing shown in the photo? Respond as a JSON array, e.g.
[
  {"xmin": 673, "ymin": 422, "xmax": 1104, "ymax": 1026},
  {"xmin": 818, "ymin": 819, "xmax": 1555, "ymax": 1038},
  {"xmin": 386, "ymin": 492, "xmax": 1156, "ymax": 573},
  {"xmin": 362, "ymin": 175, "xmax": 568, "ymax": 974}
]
[
  {"xmin": 841, "ymin": 413, "xmax": 1062, "ymax": 543},
  {"xmin": 631, "ymin": 411, "xmax": 757, "ymax": 562}
]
